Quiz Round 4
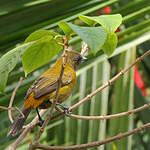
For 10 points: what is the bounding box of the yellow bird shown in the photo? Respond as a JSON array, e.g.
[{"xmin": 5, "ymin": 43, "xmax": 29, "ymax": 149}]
[{"xmin": 8, "ymin": 50, "xmax": 86, "ymax": 136}]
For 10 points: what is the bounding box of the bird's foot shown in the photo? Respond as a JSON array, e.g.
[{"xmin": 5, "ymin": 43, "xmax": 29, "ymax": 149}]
[
  {"xmin": 36, "ymin": 108, "xmax": 44, "ymax": 127},
  {"xmin": 56, "ymin": 103, "xmax": 72, "ymax": 116},
  {"xmin": 38, "ymin": 119, "xmax": 44, "ymax": 127},
  {"xmin": 64, "ymin": 107, "xmax": 72, "ymax": 117}
]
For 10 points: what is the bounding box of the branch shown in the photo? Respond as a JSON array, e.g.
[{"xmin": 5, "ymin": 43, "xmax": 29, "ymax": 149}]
[
  {"xmin": 0, "ymin": 105, "xmax": 24, "ymax": 119},
  {"xmin": 8, "ymin": 77, "xmax": 24, "ymax": 123},
  {"xmin": 68, "ymin": 49, "xmax": 150, "ymax": 111},
  {"xmin": 8, "ymin": 49, "xmax": 150, "ymax": 150},
  {"xmin": 69, "ymin": 102, "xmax": 150, "ymax": 120},
  {"xmin": 32, "ymin": 121, "xmax": 150, "ymax": 150},
  {"xmin": 31, "ymin": 36, "xmax": 68, "ymax": 143},
  {"xmin": 0, "ymin": 106, "xmax": 14, "ymax": 111}
]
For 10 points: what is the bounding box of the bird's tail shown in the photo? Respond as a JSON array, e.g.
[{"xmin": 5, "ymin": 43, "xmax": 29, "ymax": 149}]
[{"xmin": 8, "ymin": 106, "xmax": 31, "ymax": 136}]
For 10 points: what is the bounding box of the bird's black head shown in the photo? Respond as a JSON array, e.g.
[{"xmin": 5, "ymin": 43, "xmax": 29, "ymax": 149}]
[{"xmin": 67, "ymin": 50, "xmax": 87, "ymax": 70}]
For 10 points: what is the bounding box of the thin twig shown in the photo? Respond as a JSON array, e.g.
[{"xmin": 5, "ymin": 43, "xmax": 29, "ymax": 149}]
[
  {"xmin": 32, "ymin": 36, "xmax": 68, "ymax": 143},
  {"xmin": 0, "ymin": 106, "xmax": 15, "ymax": 111},
  {"xmin": 32, "ymin": 121, "xmax": 150, "ymax": 150},
  {"xmin": 0, "ymin": 106, "xmax": 24, "ymax": 118},
  {"xmin": 8, "ymin": 77, "xmax": 24, "ymax": 123},
  {"xmin": 69, "ymin": 102, "xmax": 150, "ymax": 120},
  {"xmin": 0, "ymin": 106, "xmax": 24, "ymax": 119},
  {"xmin": 68, "ymin": 49, "xmax": 150, "ymax": 111}
]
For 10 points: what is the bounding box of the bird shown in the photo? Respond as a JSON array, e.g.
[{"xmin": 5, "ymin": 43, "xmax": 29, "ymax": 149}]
[{"xmin": 8, "ymin": 50, "xmax": 86, "ymax": 136}]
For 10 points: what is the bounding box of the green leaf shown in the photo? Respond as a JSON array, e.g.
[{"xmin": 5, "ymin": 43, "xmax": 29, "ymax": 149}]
[
  {"xmin": 79, "ymin": 15, "xmax": 96, "ymax": 26},
  {"xmin": 103, "ymin": 33, "xmax": 118, "ymax": 56},
  {"xmin": 0, "ymin": 49, "xmax": 20, "ymax": 93},
  {"xmin": 79, "ymin": 14, "xmax": 122, "ymax": 56},
  {"xmin": 93, "ymin": 14, "xmax": 122, "ymax": 33},
  {"xmin": 58, "ymin": 21, "xmax": 75, "ymax": 36},
  {"xmin": 0, "ymin": 68, "xmax": 9, "ymax": 93},
  {"xmin": 0, "ymin": 29, "xmax": 63, "ymax": 92},
  {"xmin": 68, "ymin": 23, "xmax": 107, "ymax": 53},
  {"xmin": 25, "ymin": 29, "xmax": 59, "ymax": 43},
  {"xmin": 23, "ymin": 29, "xmax": 63, "ymax": 75},
  {"xmin": 0, "ymin": 42, "xmax": 34, "ymax": 93},
  {"xmin": 80, "ymin": 14, "xmax": 122, "ymax": 33},
  {"xmin": 22, "ymin": 36, "xmax": 63, "ymax": 76}
]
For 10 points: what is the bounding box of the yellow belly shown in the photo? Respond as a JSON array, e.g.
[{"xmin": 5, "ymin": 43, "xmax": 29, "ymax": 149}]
[{"xmin": 24, "ymin": 82, "xmax": 75, "ymax": 109}]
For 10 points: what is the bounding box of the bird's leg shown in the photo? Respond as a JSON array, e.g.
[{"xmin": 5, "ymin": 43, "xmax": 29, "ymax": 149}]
[
  {"xmin": 56, "ymin": 103, "xmax": 72, "ymax": 116},
  {"xmin": 36, "ymin": 108, "xmax": 44, "ymax": 127}
]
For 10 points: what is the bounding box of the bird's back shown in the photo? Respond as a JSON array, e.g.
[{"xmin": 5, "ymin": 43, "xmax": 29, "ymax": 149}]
[{"xmin": 24, "ymin": 58, "xmax": 76, "ymax": 109}]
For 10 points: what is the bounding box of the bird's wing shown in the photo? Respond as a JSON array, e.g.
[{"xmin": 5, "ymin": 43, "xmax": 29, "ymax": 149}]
[{"xmin": 25, "ymin": 71, "xmax": 74, "ymax": 99}]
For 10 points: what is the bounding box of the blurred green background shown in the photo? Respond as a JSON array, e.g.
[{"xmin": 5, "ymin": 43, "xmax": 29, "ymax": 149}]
[{"xmin": 0, "ymin": 0, "xmax": 150, "ymax": 149}]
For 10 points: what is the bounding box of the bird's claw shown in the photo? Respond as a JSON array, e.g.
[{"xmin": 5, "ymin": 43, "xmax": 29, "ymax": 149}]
[
  {"xmin": 63, "ymin": 107, "xmax": 72, "ymax": 117},
  {"xmin": 56, "ymin": 103, "xmax": 72, "ymax": 116},
  {"xmin": 38, "ymin": 119, "xmax": 44, "ymax": 127}
]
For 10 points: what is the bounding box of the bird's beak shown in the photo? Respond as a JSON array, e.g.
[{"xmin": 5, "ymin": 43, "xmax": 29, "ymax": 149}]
[{"xmin": 81, "ymin": 56, "xmax": 87, "ymax": 62}]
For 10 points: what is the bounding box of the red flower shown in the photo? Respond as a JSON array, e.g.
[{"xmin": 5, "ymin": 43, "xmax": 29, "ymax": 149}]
[
  {"xmin": 134, "ymin": 66, "xmax": 146, "ymax": 96},
  {"xmin": 103, "ymin": 6, "xmax": 111, "ymax": 14}
]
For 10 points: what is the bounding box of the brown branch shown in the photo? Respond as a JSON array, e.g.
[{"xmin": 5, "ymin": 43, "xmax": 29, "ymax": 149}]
[
  {"xmin": 0, "ymin": 106, "xmax": 15, "ymax": 111},
  {"xmin": 0, "ymin": 105, "xmax": 24, "ymax": 120},
  {"xmin": 8, "ymin": 77, "xmax": 24, "ymax": 123},
  {"xmin": 0, "ymin": 105, "xmax": 24, "ymax": 119},
  {"xmin": 32, "ymin": 121, "xmax": 150, "ymax": 150},
  {"xmin": 31, "ymin": 36, "xmax": 68, "ymax": 145},
  {"xmin": 31, "ymin": 49, "xmax": 150, "ymax": 149},
  {"xmin": 8, "ymin": 49, "xmax": 150, "ymax": 150},
  {"xmin": 69, "ymin": 102, "xmax": 150, "ymax": 120},
  {"xmin": 68, "ymin": 49, "xmax": 150, "ymax": 111}
]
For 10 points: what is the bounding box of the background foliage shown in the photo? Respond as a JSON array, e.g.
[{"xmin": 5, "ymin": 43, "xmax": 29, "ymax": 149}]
[{"xmin": 0, "ymin": 0, "xmax": 150, "ymax": 149}]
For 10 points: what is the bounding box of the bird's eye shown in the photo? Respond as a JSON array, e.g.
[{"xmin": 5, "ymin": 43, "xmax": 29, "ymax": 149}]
[{"xmin": 73, "ymin": 56, "xmax": 82, "ymax": 63}]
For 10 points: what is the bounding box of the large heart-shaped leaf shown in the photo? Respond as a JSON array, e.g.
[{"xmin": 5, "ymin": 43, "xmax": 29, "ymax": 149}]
[
  {"xmin": 79, "ymin": 14, "xmax": 122, "ymax": 32},
  {"xmin": 25, "ymin": 29, "xmax": 57, "ymax": 43},
  {"xmin": 93, "ymin": 14, "xmax": 122, "ymax": 33},
  {"xmin": 0, "ymin": 42, "xmax": 33, "ymax": 93},
  {"xmin": 79, "ymin": 14, "xmax": 122, "ymax": 56},
  {"xmin": 68, "ymin": 23, "xmax": 106, "ymax": 53},
  {"xmin": 0, "ymin": 50, "xmax": 19, "ymax": 93},
  {"xmin": 22, "ymin": 36, "xmax": 63, "ymax": 76},
  {"xmin": 0, "ymin": 29, "xmax": 63, "ymax": 93},
  {"xmin": 59, "ymin": 22, "xmax": 107, "ymax": 54}
]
